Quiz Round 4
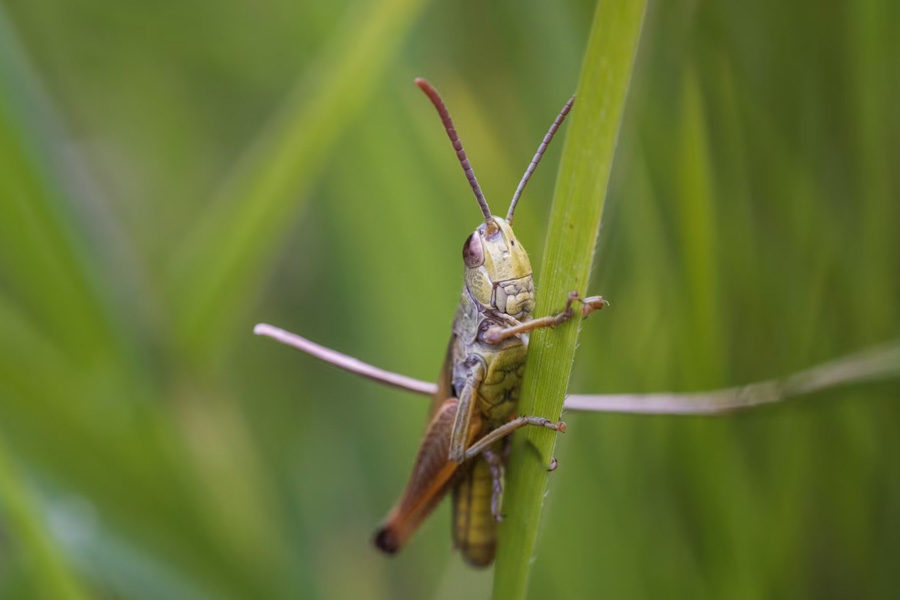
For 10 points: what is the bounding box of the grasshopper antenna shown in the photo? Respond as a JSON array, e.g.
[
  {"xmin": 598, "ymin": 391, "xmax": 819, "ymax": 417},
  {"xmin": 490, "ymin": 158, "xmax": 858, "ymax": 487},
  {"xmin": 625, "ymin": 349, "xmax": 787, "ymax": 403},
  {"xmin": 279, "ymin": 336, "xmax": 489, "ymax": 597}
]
[
  {"xmin": 506, "ymin": 95, "xmax": 575, "ymax": 225},
  {"xmin": 415, "ymin": 78, "xmax": 493, "ymax": 226}
]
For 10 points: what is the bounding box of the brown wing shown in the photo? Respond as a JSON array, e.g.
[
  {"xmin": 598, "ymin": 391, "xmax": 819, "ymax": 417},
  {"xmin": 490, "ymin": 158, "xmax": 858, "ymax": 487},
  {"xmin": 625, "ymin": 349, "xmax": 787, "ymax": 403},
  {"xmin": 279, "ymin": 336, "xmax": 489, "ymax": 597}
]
[
  {"xmin": 374, "ymin": 389, "xmax": 486, "ymax": 556},
  {"xmin": 429, "ymin": 333, "xmax": 456, "ymax": 420},
  {"xmin": 374, "ymin": 397, "xmax": 461, "ymax": 554},
  {"xmin": 451, "ymin": 455, "xmax": 497, "ymax": 567}
]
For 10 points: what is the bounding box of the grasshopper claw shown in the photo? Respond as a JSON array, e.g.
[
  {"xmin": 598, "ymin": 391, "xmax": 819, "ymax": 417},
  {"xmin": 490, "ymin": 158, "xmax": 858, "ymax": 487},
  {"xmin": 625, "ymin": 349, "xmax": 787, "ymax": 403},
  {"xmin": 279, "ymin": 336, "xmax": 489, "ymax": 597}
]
[{"xmin": 578, "ymin": 295, "xmax": 609, "ymax": 318}]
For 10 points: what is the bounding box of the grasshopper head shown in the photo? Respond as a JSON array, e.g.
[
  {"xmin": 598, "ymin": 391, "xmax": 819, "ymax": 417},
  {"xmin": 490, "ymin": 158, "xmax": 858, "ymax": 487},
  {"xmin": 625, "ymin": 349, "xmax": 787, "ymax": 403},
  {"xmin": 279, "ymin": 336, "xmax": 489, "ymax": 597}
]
[
  {"xmin": 414, "ymin": 77, "xmax": 572, "ymax": 322},
  {"xmin": 463, "ymin": 217, "xmax": 535, "ymax": 319}
]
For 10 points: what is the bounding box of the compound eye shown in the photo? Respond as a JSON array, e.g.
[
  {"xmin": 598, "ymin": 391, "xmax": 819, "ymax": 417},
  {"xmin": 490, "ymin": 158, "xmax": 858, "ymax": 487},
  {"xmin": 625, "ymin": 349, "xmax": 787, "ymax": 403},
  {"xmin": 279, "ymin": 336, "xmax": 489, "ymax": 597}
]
[{"xmin": 462, "ymin": 232, "xmax": 484, "ymax": 268}]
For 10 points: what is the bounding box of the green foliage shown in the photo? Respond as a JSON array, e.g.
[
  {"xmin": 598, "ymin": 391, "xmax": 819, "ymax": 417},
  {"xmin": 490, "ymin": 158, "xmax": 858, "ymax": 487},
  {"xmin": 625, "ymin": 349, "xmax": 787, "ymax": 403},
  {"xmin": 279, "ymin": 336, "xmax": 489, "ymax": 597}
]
[
  {"xmin": 0, "ymin": 0, "xmax": 898, "ymax": 598},
  {"xmin": 0, "ymin": 436, "xmax": 87, "ymax": 600},
  {"xmin": 169, "ymin": 0, "xmax": 428, "ymax": 362}
]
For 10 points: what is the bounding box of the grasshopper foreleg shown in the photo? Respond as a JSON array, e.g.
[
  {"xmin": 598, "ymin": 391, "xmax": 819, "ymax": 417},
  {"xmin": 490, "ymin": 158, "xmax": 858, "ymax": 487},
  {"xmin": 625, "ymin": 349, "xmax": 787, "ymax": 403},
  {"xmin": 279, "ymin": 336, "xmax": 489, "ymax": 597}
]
[
  {"xmin": 484, "ymin": 291, "xmax": 608, "ymax": 344},
  {"xmin": 463, "ymin": 416, "xmax": 566, "ymax": 462}
]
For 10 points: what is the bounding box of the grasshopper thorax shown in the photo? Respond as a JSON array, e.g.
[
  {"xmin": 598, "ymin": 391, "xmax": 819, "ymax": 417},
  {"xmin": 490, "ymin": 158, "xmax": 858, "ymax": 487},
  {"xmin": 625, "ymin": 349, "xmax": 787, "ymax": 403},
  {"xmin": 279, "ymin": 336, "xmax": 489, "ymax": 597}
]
[{"xmin": 463, "ymin": 217, "xmax": 535, "ymax": 320}]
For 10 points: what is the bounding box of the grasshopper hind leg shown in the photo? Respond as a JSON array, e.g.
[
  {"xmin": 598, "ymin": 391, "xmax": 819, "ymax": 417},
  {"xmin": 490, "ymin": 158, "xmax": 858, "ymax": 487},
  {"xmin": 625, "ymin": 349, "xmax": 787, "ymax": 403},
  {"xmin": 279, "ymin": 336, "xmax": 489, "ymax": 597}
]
[{"xmin": 373, "ymin": 397, "xmax": 463, "ymax": 555}]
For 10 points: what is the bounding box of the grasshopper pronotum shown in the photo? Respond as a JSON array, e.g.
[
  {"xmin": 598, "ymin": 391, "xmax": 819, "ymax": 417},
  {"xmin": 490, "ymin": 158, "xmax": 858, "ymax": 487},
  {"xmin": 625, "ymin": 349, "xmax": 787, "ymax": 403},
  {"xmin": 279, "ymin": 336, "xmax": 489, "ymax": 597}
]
[{"xmin": 255, "ymin": 78, "xmax": 900, "ymax": 567}]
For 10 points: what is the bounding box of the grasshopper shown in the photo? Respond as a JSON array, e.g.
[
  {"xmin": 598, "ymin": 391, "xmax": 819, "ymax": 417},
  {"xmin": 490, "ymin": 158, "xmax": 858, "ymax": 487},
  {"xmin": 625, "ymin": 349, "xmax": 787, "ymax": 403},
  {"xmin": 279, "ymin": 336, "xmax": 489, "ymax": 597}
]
[
  {"xmin": 254, "ymin": 78, "xmax": 900, "ymax": 567},
  {"xmin": 261, "ymin": 78, "xmax": 602, "ymax": 567}
]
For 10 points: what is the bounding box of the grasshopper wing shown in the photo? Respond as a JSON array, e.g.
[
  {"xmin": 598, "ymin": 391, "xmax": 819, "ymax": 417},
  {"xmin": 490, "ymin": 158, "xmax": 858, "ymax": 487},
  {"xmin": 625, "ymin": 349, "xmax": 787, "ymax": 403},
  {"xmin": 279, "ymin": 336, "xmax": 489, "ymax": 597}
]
[
  {"xmin": 428, "ymin": 334, "xmax": 457, "ymax": 419},
  {"xmin": 374, "ymin": 397, "xmax": 462, "ymax": 554},
  {"xmin": 375, "ymin": 391, "xmax": 485, "ymax": 555}
]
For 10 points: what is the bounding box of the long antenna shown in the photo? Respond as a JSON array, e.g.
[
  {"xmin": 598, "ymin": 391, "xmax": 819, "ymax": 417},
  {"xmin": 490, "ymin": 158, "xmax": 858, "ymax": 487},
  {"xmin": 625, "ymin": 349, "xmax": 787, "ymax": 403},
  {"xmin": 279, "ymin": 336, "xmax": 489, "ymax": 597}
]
[
  {"xmin": 415, "ymin": 78, "xmax": 493, "ymax": 225},
  {"xmin": 506, "ymin": 95, "xmax": 575, "ymax": 224}
]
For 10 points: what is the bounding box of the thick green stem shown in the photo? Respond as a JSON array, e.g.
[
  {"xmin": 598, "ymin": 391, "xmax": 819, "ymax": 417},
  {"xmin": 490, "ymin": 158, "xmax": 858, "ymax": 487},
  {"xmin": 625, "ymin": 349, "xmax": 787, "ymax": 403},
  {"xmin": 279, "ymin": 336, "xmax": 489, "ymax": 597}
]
[{"xmin": 491, "ymin": 1, "xmax": 647, "ymax": 598}]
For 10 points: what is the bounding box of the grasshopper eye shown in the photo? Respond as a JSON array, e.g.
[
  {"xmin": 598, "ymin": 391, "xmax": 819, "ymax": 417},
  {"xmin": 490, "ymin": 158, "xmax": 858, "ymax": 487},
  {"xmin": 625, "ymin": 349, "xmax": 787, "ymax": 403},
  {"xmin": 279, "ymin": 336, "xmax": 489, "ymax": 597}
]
[{"xmin": 463, "ymin": 232, "xmax": 484, "ymax": 268}]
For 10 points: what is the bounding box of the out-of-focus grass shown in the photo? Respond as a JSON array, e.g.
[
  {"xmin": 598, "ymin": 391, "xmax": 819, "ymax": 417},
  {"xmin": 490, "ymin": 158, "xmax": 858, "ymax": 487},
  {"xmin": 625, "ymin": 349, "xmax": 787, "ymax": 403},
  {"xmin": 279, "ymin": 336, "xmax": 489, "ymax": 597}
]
[
  {"xmin": 0, "ymin": 0, "xmax": 898, "ymax": 598},
  {"xmin": 0, "ymin": 436, "xmax": 87, "ymax": 600},
  {"xmin": 0, "ymin": 15, "xmax": 115, "ymax": 367},
  {"xmin": 170, "ymin": 0, "xmax": 429, "ymax": 363}
]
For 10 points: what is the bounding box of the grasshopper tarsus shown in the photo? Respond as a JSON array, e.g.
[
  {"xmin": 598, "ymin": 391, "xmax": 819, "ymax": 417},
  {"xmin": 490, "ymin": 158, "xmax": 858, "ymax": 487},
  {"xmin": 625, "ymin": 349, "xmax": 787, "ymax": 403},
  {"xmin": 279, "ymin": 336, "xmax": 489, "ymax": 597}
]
[
  {"xmin": 547, "ymin": 457, "xmax": 559, "ymax": 472},
  {"xmin": 564, "ymin": 290, "xmax": 609, "ymax": 320},
  {"xmin": 578, "ymin": 294, "xmax": 609, "ymax": 319}
]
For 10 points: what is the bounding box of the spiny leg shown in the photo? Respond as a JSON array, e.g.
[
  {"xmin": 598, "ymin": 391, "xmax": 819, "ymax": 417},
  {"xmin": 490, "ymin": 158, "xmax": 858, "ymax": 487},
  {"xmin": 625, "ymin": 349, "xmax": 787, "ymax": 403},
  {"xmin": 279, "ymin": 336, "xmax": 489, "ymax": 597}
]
[
  {"xmin": 448, "ymin": 358, "xmax": 485, "ymax": 463},
  {"xmin": 482, "ymin": 447, "xmax": 504, "ymax": 522},
  {"xmin": 484, "ymin": 291, "xmax": 608, "ymax": 344},
  {"xmin": 463, "ymin": 416, "xmax": 566, "ymax": 462}
]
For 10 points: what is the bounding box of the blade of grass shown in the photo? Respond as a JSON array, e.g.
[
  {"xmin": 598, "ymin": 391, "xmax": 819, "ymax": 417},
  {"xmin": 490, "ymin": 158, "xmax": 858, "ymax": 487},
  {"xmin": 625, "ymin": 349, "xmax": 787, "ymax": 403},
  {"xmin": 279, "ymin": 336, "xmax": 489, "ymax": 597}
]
[
  {"xmin": 0, "ymin": 9, "xmax": 116, "ymax": 363},
  {"xmin": 675, "ymin": 66, "xmax": 724, "ymax": 382},
  {"xmin": 169, "ymin": 0, "xmax": 428, "ymax": 363},
  {"xmin": 0, "ymin": 435, "xmax": 89, "ymax": 600},
  {"xmin": 491, "ymin": 1, "xmax": 647, "ymax": 598}
]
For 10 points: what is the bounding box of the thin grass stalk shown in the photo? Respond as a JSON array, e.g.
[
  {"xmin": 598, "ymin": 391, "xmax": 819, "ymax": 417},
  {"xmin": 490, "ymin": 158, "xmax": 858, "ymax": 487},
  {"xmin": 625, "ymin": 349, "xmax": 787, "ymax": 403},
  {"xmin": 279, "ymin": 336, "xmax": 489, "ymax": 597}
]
[{"xmin": 491, "ymin": 0, "xmax": 648, "ymax": 598}]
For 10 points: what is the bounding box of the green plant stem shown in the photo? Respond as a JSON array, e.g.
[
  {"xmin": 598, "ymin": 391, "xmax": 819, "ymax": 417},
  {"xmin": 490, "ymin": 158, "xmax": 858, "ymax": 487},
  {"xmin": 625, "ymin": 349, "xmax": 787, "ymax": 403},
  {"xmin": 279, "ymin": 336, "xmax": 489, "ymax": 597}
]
[{"xmin": 491, "ymin": 1, "xmax": 647, "ymax": 598}]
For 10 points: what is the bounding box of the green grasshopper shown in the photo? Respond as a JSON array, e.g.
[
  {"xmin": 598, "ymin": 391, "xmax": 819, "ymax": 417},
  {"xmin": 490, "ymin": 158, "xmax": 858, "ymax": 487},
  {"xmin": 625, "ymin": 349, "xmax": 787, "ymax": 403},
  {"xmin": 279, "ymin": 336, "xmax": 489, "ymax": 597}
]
[{"xmin": 254, "ymin": 78, "xmax": 900, "ymax": 567}]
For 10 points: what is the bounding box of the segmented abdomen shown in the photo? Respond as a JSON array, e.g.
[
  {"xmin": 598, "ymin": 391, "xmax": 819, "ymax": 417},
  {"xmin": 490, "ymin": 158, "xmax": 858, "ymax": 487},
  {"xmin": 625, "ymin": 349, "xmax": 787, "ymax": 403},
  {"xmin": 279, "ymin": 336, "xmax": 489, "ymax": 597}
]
[{"xmin": 452, "ymin": 455, "xmax": 497, "ymax": 567}]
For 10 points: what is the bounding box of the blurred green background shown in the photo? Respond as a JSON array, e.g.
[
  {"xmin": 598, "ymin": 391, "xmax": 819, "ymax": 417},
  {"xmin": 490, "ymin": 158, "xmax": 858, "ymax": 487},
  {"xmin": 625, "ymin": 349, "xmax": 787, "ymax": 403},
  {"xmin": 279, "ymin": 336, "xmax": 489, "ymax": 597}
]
[{"xmin": 0, "ymin": 0, "xmax": 898, "ymax": 598}]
